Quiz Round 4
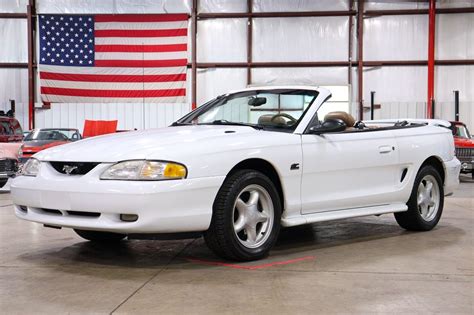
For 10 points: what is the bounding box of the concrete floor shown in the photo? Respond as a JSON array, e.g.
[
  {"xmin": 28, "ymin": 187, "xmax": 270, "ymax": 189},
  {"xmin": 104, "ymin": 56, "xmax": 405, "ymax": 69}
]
[{"xmin": 0, "ymin": 177, "xmax": 472, "ymax": 314}]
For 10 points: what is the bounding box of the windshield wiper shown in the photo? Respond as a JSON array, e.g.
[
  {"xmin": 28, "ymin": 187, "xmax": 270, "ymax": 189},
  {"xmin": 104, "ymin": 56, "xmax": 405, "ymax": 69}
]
[{"xmin": 201, "ymin": 120, "xmax": 264, "ymax": 130}]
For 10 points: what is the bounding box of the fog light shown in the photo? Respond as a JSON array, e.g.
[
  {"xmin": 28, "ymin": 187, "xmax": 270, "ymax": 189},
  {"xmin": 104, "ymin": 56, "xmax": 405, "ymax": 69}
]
[{"xmin": 120, "ymin": 214, "xmax": 138, "ymax": 222}]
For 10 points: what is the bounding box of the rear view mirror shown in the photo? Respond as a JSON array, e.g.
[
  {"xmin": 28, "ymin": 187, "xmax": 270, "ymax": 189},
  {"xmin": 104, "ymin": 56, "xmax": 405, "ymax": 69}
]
[
  {"xmin": 308, "ymin": 119, "xmax": 346, "ymax": 135},
  {"xmin": 248, "ymin": 97, "xmax": 267, "ymax": 106}
]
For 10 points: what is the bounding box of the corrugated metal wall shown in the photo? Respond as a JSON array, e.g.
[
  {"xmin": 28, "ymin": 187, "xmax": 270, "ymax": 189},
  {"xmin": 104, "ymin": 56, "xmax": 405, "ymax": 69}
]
[{"xmin": 0, "ymin": 0, "xmax": 473, "ymax": 132}]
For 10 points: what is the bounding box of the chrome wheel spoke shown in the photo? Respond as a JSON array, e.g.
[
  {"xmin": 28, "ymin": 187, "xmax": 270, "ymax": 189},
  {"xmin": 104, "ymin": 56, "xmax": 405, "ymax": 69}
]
[
  {"xmin": 235, "ymin": 198, "xmax": 247, "ymax": 215},
  {"xmin": 257, "ymin": 211, "xmax": 269, "ymax": 223},
  {"xmin": 234, "ymin": 216, "xmax": 245, "ymax": 233},
  {"xmin": 425, "ymin": 181, "xmax": 433, "ymax": 195},
  {"xmin": 416, "ymin": 175, "xmax": 440, "ymax": 222},
  {"xmin": 245, "ymin": 225, "xmax": 257, "ymax": 243},
  {"xmin": 417, "ymin": 193, "xmax": 424, "ymax": 205},
  {"xmin": 248, "ymin": 190, "xmax": 259, "ymax": 206},
  {"xmin": 419, "ymin": 204, "xmax": 428, "ymax": 216},
  {"xmin": 232, "ymin": 184, "xmax": 274, "ymax": 249}
]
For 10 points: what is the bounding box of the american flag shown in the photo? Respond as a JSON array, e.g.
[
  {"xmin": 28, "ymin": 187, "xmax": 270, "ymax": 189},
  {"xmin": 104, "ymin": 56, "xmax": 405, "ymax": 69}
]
[{"xmin": 38, "ymin": 14, "xmax": 188, "ymax": 103}]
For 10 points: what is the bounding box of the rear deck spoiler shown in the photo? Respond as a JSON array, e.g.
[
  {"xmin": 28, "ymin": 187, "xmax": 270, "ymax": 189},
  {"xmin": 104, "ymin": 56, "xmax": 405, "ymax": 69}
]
[{"xmin": 365, "ymin": 119, "xmax": 451, "ymax": 128}]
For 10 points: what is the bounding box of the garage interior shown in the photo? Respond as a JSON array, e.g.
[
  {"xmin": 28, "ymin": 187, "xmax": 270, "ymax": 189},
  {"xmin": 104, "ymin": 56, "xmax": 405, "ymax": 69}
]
[{"xmin": 1, "ymin": 0, "xmax": 473, "ymax": 314}]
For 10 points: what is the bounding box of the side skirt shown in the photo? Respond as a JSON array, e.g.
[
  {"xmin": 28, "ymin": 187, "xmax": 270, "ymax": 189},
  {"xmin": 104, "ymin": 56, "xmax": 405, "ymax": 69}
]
[{"xmin": 281, "ymin": 203, "xmax": 408, "ymax": 227}]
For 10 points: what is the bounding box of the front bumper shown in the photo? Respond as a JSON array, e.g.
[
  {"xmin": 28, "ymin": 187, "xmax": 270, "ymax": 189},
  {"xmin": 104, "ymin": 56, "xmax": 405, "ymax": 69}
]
[
  {"xmin": 11, "ymin": 162, "xmax": 225, "ymax": 233},
  {"xmin": 458, "ymin": 157, "xmax": 473, "ymax": 173},
  {"xmin": 0, "ymin": 158, "xmax": 19, "ymax": 179},
  {"xmin": 444, "ymin": 157, "xmax": 461, "ymax": 196}
]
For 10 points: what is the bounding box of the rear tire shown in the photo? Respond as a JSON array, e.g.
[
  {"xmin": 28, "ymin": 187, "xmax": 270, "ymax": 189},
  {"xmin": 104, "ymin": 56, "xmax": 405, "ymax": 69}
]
[
  {"xmin": 204, "ymin": 169, "xmax": 281, "ymax": 261},
  {"xmin": 395, "ymin": 165, "xmax": 444, "ymax": 231},
  {"xmin": 74, "ymin": 229, "xmax": 126, "ymax": 242}
]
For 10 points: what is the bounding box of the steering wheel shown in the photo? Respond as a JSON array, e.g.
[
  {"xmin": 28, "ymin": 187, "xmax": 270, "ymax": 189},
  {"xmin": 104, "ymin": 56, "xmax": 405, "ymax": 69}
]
[{"xmin": 271, "ymin": 113, "xmax": 297, "ymax": 124}]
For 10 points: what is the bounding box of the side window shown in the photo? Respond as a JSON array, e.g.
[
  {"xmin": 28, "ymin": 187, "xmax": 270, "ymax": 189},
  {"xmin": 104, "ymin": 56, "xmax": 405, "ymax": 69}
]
[
  {"xmin": 13, "ymin": 122, "xmax": 23, "ymax": 135},
  {"xmin": 306, "ymin": 111, "xmax": 321, "ymax": 130},
  {"xmin": 0, "ymin": 122, "xmax": 13, "ymax": 135}
]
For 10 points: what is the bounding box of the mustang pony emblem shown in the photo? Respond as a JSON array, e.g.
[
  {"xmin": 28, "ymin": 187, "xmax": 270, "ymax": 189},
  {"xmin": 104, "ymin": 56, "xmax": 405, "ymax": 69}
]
[{"xmin": 62, "ymin": 165, "xmax": 78, "ymax": 175}]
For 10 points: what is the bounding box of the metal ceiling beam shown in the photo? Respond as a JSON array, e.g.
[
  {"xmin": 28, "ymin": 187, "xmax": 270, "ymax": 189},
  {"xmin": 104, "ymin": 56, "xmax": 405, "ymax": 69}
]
[
  {"xmin": 357, "ymin": 0, "xmax": 364, "ymax": 120},
  {"xmin": 427, "ymin": 0, "xmax": 436, "ymax": 119},
  {"xmin": 198, "ymin": 10, "xmax": 357, "ymax": 19},
  {"xmin": 191, "ymin": 0, "xmax": 197, "ymax": 110},
  {"xmin": 0, "ymin": 13, "xmax": 28, "ymax": 19},
  {"xmin": 27, "ymin": 0, "xmax": 36, "ymax": 129},
  {"xmin": 246, "ymin": 0, "xmax": 253, "ymax": 85},
  {"xmin": 348, "ymin": 0, "xmax": 355, "ymax": 86},
  {"xmin": 365, "ymin": 7, "xmax": 474, "ymax": 16},
  {"xmin": 188, "ymin": 59, "xmax": 474, "ymax": 69},
  {"xmin": 0, "ymin": 63, "xmax": 28, "ymax": 68}
]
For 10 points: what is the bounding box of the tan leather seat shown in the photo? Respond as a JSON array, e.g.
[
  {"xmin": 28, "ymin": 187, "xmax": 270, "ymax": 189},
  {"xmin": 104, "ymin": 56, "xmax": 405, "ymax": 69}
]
[
  {"xmin": 324, "ymin": 111, "xmax": 356, "ymax": 129},
  {"xmin": 258, "ymin": 114, "xmax": 286, "ymax": 125}
]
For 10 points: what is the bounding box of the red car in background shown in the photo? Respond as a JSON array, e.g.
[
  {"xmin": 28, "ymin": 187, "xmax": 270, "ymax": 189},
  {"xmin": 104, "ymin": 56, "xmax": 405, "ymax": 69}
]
[
  {"xmin": 21, "ymin": 128, "xmax": 82, "ymax": 162},
  {"xmin": 0, "ymin": 115, "xmax": 23, "ymax": 143},
  {"xmin": 0, "ymin": 115, "xmax": 23, "ymax": 188},
  {"xmin": 450, "ymin": 121, "xmax": 474, "ymax": 178}
]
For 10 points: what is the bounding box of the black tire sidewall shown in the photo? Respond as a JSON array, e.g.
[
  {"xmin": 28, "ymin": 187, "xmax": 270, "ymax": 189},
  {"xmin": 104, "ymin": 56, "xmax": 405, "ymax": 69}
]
[
  {"xmin": 407, "ymin": 165, "xmax": 444, "ymax": 230},
  {"xmin": 217, "ymin": 170, "xmax": 282, "ymax": 260}
]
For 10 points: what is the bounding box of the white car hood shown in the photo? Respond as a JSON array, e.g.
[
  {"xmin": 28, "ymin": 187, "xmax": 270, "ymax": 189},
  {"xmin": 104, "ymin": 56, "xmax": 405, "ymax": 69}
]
[{"xmin": 35, "ymin": 125, "xmax": 258, "ymax": 163}]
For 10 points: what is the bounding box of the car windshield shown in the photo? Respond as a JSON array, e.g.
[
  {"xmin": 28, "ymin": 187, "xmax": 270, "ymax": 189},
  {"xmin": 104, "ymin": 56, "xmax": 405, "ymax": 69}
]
[
  {"xmin": 452, "ymin": 124, "xmax": 472, "ymax": 139},
  {"xmin": 177, "ymin": 89, "xmax": 319, "ymax": 132},
  {"xmin": 24, "ymin": 129, "xmax": 80, "ymax": 141}
]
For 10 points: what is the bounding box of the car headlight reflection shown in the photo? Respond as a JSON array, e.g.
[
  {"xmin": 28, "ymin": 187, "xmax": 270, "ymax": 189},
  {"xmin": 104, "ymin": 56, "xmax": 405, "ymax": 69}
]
[
  {"xmin": 21, "ymin": 158, "xmax": 41, "ymax": 177},
  {"xmin": 100, "ymin": 160, "xmax": 187, "ymax": 181}
]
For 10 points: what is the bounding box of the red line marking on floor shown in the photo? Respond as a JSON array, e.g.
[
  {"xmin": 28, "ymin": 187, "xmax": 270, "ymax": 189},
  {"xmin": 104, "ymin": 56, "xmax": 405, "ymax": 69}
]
[{"xmin": 187, "ymin": 255, "xmax": 315, "ymax": 270}]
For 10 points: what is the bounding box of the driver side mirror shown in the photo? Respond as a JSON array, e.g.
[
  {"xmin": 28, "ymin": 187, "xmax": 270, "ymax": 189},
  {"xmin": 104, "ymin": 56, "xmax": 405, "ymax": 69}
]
[{"xmin": 308, "ymin": 119, "xmax": 346, "ymax": 135}]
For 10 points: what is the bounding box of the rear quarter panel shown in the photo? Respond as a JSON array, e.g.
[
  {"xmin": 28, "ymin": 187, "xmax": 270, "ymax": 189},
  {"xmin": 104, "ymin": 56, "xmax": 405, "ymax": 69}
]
[{"xmin": 392, "ymin": 125, "xmax": 454, "ymax": 201}]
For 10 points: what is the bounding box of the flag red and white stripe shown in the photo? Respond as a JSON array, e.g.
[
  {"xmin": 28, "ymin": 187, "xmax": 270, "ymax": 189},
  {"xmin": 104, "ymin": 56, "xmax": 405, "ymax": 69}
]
[{"xmin": 39, "ymin": 14, "xmax": 188, "ymax": 103}]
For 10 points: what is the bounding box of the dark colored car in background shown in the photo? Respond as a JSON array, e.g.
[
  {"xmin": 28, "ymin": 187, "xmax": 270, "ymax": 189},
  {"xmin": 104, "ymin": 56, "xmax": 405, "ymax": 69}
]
[
  {"xmin": 21, "ymin": 128, "xmax": 82, "ymax": 162},
  {"xmin": 450, "ymin": 121, "xmax": 474, "ymax": 178}
]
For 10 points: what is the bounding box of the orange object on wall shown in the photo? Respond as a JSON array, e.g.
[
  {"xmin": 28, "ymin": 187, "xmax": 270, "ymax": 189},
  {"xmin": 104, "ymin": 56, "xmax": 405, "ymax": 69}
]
[{"xmin": 83, "ymin": 120, "xmax": 118, "ymax": 138}]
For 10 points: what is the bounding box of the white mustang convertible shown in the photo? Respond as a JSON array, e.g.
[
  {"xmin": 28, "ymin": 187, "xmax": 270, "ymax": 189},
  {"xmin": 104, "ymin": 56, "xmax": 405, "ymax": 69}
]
[{"xmin": 12, "ymin": 86, "xmax": 461, "ymax": 261}]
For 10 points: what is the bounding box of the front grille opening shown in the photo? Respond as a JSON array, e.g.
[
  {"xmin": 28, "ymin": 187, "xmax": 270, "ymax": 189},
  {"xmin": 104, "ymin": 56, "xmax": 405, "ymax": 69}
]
[
  {"xmin": 49, "ymin": 161, "xmax": 100, "ymax": 175},
  {"xmin": 66, "ymin": 210, "xmax": 100, "ymax": 218},
  {"xmin": 41, "ymin": 208, "xmax": 62, "ymax": 215},
  {"xmin": 0, "ymin": 159, "xmax": 19, "ymax": 173},
  {"xmin": 456, "ymin": 148, "xmax": 474, "ymax": 158},
  {"xmin": 18, "ymin": 205, "xmax": 28, "ymax": 213}
]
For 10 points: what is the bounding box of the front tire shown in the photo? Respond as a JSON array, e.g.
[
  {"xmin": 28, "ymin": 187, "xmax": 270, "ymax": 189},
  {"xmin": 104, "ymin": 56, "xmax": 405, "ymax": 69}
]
[
  {"xmin": 204, "ymin": 169, "xmax": 282, "ymax": 261},
  {"xmin": 395, "ymin": 165, "xmax": 444, "ymax": 231},
  {"xmin": 74, "ymin": 229, "xmax": 126, "ymax": 242}
]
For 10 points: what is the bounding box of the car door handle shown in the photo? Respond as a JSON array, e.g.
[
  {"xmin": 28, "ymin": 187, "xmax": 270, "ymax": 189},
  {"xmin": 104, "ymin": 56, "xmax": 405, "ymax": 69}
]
[{"xmin": 379, "ymin": 145, "xmax": 393, "ymax": 154}]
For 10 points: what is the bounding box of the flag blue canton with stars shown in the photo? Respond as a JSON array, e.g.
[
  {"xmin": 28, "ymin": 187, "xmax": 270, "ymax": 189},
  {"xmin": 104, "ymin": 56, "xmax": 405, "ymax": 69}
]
[{"xmin": 39, "ymin": 15, "xmax": 95, "ymax": 67}]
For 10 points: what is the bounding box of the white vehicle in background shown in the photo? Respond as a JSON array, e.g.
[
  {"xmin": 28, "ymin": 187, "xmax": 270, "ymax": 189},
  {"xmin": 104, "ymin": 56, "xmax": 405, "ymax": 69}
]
[{"xmin": 11, "ymin": 86, "xmax": 460, "ymax": 261}]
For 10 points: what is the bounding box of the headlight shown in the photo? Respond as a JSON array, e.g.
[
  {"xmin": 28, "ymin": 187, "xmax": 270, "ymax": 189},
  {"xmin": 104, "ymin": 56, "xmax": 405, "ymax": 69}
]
[
  {"xmin": 100, "ymin": 160, "xmax": 187, "ymax": 181},
  {"xmin": 18, "ymin": 145, "xmax": 23, "ymax": 158},
  {"xmin": 21, "ymin": 158, "xmax": 41, "ymax": 177}
]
